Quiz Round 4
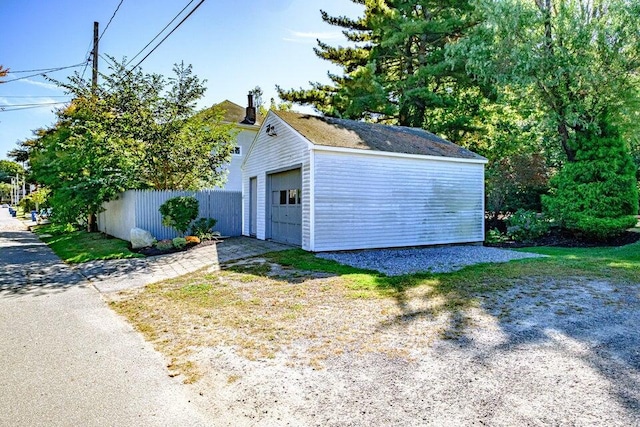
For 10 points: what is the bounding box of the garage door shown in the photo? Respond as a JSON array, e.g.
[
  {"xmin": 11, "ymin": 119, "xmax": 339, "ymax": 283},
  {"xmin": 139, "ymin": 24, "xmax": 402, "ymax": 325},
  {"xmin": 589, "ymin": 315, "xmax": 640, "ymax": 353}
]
[{"xmin": 269, "ymin": 169, "xmax": 302, "ymax": 245}]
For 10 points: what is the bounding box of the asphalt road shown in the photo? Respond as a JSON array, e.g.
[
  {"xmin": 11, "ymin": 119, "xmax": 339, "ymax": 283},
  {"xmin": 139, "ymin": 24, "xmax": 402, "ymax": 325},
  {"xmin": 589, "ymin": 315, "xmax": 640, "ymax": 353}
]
[{"xmin": 0, "ymin": 210, "xmax": 211, "ymax": 427}]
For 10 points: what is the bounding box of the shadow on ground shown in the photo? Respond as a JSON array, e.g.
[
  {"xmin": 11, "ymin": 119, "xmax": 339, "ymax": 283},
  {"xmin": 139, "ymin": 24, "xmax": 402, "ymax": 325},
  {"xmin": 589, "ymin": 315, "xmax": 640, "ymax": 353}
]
[{"xmin": 0, "ymin": 231, "xmax": 86, "ymax": 298}]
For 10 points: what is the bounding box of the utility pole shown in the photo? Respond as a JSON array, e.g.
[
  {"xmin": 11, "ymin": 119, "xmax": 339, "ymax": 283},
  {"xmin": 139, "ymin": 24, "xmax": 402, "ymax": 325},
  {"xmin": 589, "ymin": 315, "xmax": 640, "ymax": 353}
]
[
  {"xmin": 92, "ymin": 21, "xmax": 99, "ymax": 90},
  {"xmin": 87, "ymin": 21, "xmax": 100, "ymax": 232}
]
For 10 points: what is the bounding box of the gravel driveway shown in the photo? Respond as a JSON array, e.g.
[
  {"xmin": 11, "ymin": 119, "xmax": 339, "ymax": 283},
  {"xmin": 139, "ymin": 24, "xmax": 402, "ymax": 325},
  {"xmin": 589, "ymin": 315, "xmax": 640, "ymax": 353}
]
[
  {"xmin": 184, "ymin": 273, "xmax": 640, "ymax": 426},
  {"xmin": 318, "ymin": 245, "xmax": 545, "ymax": 275}
]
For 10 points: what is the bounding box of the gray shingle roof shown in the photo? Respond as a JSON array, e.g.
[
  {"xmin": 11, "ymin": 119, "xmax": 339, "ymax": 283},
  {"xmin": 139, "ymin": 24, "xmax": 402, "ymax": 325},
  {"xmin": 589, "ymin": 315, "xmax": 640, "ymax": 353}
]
[
  {"xmin": 201, "ymin": 100, "xmax": 261, "ymax": 125},
  {"xmin": 274, "ymin": 110, "xmax": 485, "ymax": 161}
]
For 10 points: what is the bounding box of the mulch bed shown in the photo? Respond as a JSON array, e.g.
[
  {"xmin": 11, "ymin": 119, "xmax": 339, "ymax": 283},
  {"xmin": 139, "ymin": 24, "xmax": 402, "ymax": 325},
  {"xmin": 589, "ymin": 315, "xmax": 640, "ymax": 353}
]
[
  {"xmin": 133, "ymin": 239, "xmax": 217, "ymax": 257},
  {"xmin": 486, "ymin": 230, "xmax": 640, "ymax": 249}
]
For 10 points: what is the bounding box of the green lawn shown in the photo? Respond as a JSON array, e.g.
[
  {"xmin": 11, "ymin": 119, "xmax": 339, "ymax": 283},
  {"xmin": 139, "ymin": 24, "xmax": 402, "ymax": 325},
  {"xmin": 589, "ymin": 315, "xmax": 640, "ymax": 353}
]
[
  {"xmin": 34, "ymin": 223, "xmax": 144, "ymax": 263},
  {"xmin": 265, "ymin": 240, "xmax": 640, "ymax": 299}
]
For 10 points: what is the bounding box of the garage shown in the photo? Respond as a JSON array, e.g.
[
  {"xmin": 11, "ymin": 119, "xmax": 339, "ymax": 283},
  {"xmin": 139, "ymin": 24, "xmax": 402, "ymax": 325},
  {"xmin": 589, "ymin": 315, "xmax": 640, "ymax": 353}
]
[
  {"xmin": 268, "ymin": 168, "xmax": 302, "ymax": 245},
  {"xmin": 242, "ymin": 110, "xmax": 486, "ymax": 252}
]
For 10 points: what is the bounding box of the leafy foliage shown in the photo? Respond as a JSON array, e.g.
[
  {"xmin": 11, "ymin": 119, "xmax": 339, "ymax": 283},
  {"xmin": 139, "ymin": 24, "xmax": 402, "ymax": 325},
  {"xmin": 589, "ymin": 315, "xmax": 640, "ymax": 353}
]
[
  {"xmin": 277, "ymin": 0, "xmax": 494, "ymax": 144},
  {"xmin": 506, "ymin": 210, "xmax": 550, "ymax": 242},
  {"xmin": 457, "ymin": 0, "xmax": 640, "ymax": 161},
  {"xmin": 486, "ymin": 153, "xmax": 550, "ymax": 218},
  {"xmin": 23, "ymin": 59, "xmax": 236, "ymax": 228},
  {"xmin": 189, "ymin": 217, "xmax": 218, "ymax": 240},
  {"xmin": 172, "ymin": 237, "xmax": 187, "ymax": 249},
  {"xmin": 159, "ymin": 196, "xmax": 199, "ymax": 235},
  {"xmin": 543, "ymin": 122, "xmax": 638, "ymax": 240},
  {"xmin": 0, "ymin": 160, "xmax": 25, "ymax": 184}
]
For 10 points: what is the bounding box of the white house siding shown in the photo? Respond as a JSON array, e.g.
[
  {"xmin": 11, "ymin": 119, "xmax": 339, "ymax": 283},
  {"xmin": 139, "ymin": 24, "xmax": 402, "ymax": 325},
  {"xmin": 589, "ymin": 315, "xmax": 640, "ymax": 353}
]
[
  {"xmin": 216, "ymin": 127, "xmax": 257, "ymax": 191},
  {"xmin": 311, "ymin": 150, "xmax": 485, "ymax": 252},
  {"xmin": 242, "ymin": 114, "xmax": 311, "ymax": 249}
]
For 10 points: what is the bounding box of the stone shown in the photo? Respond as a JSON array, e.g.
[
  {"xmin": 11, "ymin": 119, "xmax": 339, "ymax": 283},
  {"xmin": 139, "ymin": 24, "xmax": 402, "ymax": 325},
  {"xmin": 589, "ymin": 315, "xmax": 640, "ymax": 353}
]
[{"xmin": 130, "ymin": 228, "xmax": 154, "ymax": 249}]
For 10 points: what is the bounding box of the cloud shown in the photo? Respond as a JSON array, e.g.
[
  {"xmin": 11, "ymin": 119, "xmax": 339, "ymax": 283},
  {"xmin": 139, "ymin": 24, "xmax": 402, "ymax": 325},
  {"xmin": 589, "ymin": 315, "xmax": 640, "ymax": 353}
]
[
  {"xmin": 19, "ymin": 78, "xmax": 61, "ymax": 91},
  {"xmin": 284, "ymin": 30, "xmax": 343, "ymax": 43}
]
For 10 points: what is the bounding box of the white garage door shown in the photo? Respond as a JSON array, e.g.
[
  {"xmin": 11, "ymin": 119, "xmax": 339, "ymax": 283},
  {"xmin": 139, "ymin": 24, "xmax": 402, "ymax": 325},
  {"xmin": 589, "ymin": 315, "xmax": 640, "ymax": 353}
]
[{"xmin": 269, "ymin": 169, "xmax": 302, "ymax": 245}]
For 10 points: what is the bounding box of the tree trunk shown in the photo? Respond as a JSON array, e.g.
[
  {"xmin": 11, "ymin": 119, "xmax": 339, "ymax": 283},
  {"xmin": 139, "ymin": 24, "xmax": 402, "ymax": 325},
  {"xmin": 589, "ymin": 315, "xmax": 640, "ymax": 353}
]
[{"xmin": 87, "ymin": 213, "xmax": 98, "ymax": 232}]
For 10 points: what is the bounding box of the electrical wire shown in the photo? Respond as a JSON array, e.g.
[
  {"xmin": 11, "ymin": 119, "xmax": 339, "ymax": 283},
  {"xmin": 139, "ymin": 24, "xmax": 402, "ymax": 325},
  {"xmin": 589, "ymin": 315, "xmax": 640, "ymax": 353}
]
[
  {"xmin": 0, "ymin": 102, "xmax": 68, "ymax": 112},
  {"xmin": 125, "ymin": 0, "xmax": 197, "ymax": 67},
  {"xmin": 80, "ymin": 37, "xmax": 94, "ymax": 81},
  {"xmin": 99, "ymin": 53, "xmax": 117, "ymax": 67},
  {"xmin": 99, "ymin": 0, "xmax": 126, "ymax": 42},
  {"xmin": 129, "ymin": 0, "xmax": 205, "ymax": 70},
  {"xmin": 0, "ymin": 95, "xmax": 71, "ymax": 98},
  {"xmin": 2, "ymin": 62, "xmax": 87, "ymax": 83}
]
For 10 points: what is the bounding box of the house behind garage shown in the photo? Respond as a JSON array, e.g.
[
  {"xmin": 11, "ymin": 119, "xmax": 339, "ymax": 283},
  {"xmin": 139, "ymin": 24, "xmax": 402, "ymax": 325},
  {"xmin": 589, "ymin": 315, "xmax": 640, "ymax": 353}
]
[
  {"xmin": 200, "ymin": 94, "xmax": 260, "ymax": 191},
  {"xmin": 242, "ymin": 110, "xmax": 487, "ymax": 252}
]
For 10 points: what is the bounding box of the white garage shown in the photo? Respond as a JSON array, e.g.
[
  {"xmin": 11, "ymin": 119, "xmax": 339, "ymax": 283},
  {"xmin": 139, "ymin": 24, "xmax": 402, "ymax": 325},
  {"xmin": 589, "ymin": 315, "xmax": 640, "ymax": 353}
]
[{"xmin": 242, "ymin": 110, "xmax": 487, "ymax": 252}]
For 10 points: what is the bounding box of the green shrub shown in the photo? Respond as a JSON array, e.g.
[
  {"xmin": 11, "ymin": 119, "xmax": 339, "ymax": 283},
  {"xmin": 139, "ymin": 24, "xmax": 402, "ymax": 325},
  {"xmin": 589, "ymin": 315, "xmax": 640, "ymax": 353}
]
[
  {"xmin": 159, "ymin": 196, "xmax": 199, "ymax": 235},
  {"xmin": 543, "ymin": 121, "xmax": 638, "ymax": 240},
  {"xmin": 172, "ymin": 237, "xmax": 187, "ymax": 249},
  {"xmin": 190, "ymin": 217, "xmax": 218, "ymax": 240},
  {"xmin": 571, "ymin": 215, "xmax": 639, "ymax": 241},
  {"xmin": 485, "ymin": 228, "xmax": 509, "ymax": 244},
  {"xmin": 506, "ymin": 209, "xmax": 549, "ymax": 242},
  {"xmin": 155, "ymin": 239, "xmax": 174, "ymax": 251}
]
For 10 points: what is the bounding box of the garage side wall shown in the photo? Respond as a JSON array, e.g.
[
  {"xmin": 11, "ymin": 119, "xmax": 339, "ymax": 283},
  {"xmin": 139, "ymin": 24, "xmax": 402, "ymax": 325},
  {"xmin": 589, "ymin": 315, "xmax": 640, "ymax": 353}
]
[
  {"xmin": 311, "ymin": 150, "xmax": 485, "ymax": 251},
  {"xmin": 242, "ymin": 114, "xmax": 311, "ymax": 248}
]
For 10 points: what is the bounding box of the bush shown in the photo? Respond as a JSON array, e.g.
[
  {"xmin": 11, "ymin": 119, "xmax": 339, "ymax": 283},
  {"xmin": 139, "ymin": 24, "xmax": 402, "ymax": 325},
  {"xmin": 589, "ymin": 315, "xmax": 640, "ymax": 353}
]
[
  {"xmin": 486, "ymin": 153, "xmax": 550, "ymax": 227},
  {"xmin": 485, "ymin": 228, "xmax": 509, "ymax": 244},
  {"xmin": 190, "ymin": 217, "xmax": 218, "ymax": 240},
  {"xmin": 172, "ymin": 237, "xmax": 187, "ymax": 249},
  {"xmin": 159, "ymin": 196, "xmax": 199, "ymax": 235},
  {"xmin": 543, "ymin": 121, "xmax": 638, "ymax": 240},
  {"xmin": 506, "ymin": 209, "xmax": 550, "ymax": 242},
  {"xmin": 155, "ymin": 239, "xmax": 173, "ymax": 251}
]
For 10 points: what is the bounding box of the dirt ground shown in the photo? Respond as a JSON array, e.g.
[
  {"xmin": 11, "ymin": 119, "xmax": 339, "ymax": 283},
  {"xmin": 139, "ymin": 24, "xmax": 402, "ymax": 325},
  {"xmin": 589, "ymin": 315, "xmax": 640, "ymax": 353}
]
[{"xmin": 110, "ymin": 261, "xmax": 640, "ymax": 426}]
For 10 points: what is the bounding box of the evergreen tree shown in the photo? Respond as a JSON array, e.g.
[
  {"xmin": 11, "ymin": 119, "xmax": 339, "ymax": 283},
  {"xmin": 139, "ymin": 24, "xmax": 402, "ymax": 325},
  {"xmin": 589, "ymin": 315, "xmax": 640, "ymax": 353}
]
[
  {"xmin": 543, "ymin": 120, "xmax": 638, "ymax": 239},
  {"xmin": 277, "ymin": 0, "xmax": 487, "ymax": 143}
]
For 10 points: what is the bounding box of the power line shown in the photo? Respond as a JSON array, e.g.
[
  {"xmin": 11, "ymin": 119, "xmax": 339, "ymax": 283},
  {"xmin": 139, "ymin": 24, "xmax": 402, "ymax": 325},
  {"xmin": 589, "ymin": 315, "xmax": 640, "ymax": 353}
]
[
  {"xmin": 7, "ymin": 65, "xmax": 82, "ymax": 74},
  {"xmin": 0, "ymin": 95, "xmax": 71, "ymax": 98},
  {"xmin": 99, "ymin": 0, "xmax": 126, "ymax": 42},
  {"xmin": 0, "ymin": 102, "xmax": 68, "ymax": 112},
  {"xmin": 0, "ymin": 101, "xmax": 68, "ymax": 107},
  {"xmin": 99, "ymin": 53, "xmax": 117, "ymax": 67},
  {"xmin": 80, "ymin": 37, "xmax": 94, "ymax": 81},
  {"xmin": 3, "ymin": 62, "xmax": 87, "ymax": 83},
  {"xmin": 130, "ymin": 0, "xmax": 206, "ymax": 70},
  {"xmin": 125, "ymin": 0, "xmax": 197, "ymax": 68}
]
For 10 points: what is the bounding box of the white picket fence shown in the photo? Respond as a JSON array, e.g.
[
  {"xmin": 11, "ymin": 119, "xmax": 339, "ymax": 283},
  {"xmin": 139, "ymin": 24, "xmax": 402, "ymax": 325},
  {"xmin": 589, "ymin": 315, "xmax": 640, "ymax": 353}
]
[{"xmin": 98, "ymin": 189, "xmax": 242, "ymax": 241}]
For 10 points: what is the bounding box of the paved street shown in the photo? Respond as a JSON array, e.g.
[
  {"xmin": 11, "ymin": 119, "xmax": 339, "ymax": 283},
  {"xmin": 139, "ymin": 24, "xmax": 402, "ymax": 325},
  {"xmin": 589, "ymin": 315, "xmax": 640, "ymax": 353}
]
[{"xmin": 0, "ymin": 209, "xmax": 211, "ymax": 426}]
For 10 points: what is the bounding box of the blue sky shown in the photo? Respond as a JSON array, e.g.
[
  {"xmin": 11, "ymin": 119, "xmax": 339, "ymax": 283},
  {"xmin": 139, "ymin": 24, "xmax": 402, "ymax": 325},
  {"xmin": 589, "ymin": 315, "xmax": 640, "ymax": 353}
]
[{"xmin": 0, "ymin": 0, "xmax": 364, "ymax": 160}]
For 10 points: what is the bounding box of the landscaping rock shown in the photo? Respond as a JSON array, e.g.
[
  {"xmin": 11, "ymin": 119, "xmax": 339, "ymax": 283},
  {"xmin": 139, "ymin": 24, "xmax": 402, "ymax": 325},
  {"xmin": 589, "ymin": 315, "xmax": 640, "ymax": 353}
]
[{"xmin": 130, "ymin": 228, "xmax": 154, "ymax": 249}]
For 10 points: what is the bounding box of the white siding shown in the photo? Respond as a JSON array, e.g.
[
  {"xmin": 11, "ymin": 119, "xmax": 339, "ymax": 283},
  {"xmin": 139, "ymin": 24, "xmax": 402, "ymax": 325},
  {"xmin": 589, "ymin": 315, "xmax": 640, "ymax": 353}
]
[
  {"xmin": 311, "ymin": 150, "xmax": 485, "ymax": 251},
  {"xmin": 216, "ymin": 128, "xmax": 257, "ymax": 191},
  {"xmin": 242, "ymin": 113, "xmax": 311, "ymax": 249}
]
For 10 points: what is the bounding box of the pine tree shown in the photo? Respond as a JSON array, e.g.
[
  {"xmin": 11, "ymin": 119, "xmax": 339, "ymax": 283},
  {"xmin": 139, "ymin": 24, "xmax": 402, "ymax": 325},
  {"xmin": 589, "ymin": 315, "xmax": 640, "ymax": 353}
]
[
  {"xmin": 277, "ymin": 0, "xmax": 485, "ymax": 141},
  {"xmin": 543, "ymin": 120, "xmax": 639, "ymax": 240}
]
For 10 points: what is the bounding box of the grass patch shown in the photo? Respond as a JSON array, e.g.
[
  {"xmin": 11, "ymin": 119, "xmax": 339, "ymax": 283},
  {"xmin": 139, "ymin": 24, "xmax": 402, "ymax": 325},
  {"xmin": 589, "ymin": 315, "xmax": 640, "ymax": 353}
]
[
  {"xmin": 109, "ymin": 242, "xmax": 640, "ymax": 381},
  {"xmin": 33, "ymin": 223, "xmax": 143, "ymax": 263}
]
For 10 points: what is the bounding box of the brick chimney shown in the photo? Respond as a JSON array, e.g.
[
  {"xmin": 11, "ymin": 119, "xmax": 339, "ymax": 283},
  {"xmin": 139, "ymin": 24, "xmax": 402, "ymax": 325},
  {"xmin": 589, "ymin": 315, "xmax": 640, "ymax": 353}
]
[{"xmin": 241, "ymin": 92, "xmax": 257, "ymax": 125}]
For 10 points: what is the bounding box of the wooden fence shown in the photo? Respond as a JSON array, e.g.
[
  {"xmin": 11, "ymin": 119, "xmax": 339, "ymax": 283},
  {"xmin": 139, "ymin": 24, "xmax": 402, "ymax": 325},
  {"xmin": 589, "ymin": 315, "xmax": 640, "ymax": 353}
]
[{"xmin": 98, "ymin": 189, "xmax": 242, "ymax": 241}]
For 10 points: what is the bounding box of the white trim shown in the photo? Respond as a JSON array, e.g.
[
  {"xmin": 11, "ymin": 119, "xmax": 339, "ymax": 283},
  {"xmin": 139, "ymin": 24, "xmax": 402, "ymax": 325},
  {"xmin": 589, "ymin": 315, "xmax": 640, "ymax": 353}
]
[
  {"xmin": 310, "ymin": 144, "xmax": 488, "ymax": 164},
  {"xmin": 309, "ymin": 149, "xmax": 316, "ymax": 251}
]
